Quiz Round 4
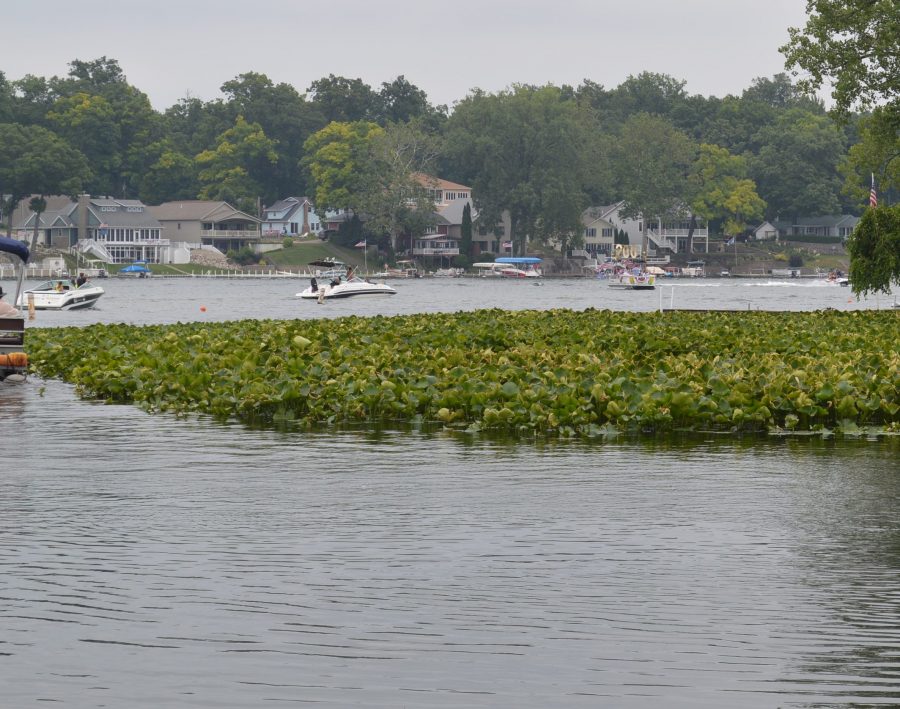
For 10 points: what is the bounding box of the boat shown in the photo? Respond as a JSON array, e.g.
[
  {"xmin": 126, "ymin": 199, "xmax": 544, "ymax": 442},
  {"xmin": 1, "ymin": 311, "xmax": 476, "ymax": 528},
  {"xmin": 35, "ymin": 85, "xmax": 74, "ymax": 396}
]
[
  {"xmin": 0, "ymin": 237, "xmax": 30, "ymax": 381},
  {"xmin": 432, "ymin": 267, "xmax": 464, "ymax": 278},
  {"xmin": 119, "ymin": 261, "xmax": 152, "ymax": 278},
  {"xmin": 16, "ymin": 277, "xmax": 105, "ymax": 310},
  {"xmin": 607, "ymin": 270, "xmax": 656, "ymax": 290},
  {"xmin": 296, "ymin": 274, "xmax": 397, "ymax": 300},
  {"xmin": 472, "ymin": 262, "xmax": 506, "ymax": 277},
  {"xmin": 383, "ymin": 260, "xmax": 421, "ymax": 278},
  {"xmin": 494, "ymin": 256, "xmax": 543, "ymax": 278}
]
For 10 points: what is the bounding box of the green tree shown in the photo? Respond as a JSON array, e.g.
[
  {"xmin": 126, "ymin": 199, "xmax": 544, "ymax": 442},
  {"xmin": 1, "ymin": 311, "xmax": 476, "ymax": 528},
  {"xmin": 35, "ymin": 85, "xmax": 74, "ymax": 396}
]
[
  {"xmin": 443, "ymin": 85, "xmax": 594, "ymax": 255},
  {"xmin": 302, "ymin": 120, "xmax": 384, "ymax": 212},
  {"xmin": 195, "ymin": 115, "xmax": 279, "ymax": 213},
  {"xmin": 47, "ymin": 57, "xmax": 159, "ymax": 198},
  {"xmin": 690, "ymin": 144, "xmax": 766, "ymax": 238},
  {"xmin": 782, "ymin": 1, "xmax": 899, "ymax": 117},
  {"xmin": 749, "ymin": 109, "xmax": 845, "ymax": 219},
  {"xmin": 28, "ymin": 196, "xmax": 47, "ymax": 251},
  {"xmin": 847, "ymin": 204, "xmax": 900, "ymax": 295},
  {"xmin": 0, "ymin": 123, "xmax": 91, "ymax": 237},
  {"xmin": 610, "ymin": 113, "xmax": 697, "ymax": 257},
  {"xmin": 839, "ymin": 107, "xmax": 900, "ymax": 206},
  {"xmin": 358, "ymin": 119, "xmax": 441, "ymax": 252},
  {"xmin": 307, "ymin": 75, "xmax": 379, "ymax": 124},
  {"xmin": 134, "ymin": 140, "xmax": 199, "ymax": 204},
  {"xmin": 460, "ymin": 202, "xmax": 473, "ymax": 259},
  {"xmin": 220, "ymin": 72, "xmax": 325, "ymax": 198},
  {"xmin": 46, "ymin": 92, "xmax": 121, "ymax": 194}
]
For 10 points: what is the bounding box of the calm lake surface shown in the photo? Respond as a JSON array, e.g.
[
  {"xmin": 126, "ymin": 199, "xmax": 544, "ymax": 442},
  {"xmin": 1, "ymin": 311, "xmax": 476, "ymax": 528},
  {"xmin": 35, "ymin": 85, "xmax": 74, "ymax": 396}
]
[{"xmin": 2, "ymin": 275, "xmax": 899, "ymax": 708}]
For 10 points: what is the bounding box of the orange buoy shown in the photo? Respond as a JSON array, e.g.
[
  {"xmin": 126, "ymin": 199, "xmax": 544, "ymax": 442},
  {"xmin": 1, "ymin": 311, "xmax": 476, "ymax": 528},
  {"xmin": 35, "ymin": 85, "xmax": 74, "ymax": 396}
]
[
  {"xmin": 7, "ymin": 352, "xmax": 28, "ymax": 367},
  {"xmin": 200, "ymin": 305, "xmax": 207, "ymax": 312}
]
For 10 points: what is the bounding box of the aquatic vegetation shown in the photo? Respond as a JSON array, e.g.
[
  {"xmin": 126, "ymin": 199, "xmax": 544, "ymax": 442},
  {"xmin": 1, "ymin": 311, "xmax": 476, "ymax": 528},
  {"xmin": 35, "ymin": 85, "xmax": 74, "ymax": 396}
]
[{"xmin": 25, "ymin": 309, "xmax": 900, "ymax": 438}]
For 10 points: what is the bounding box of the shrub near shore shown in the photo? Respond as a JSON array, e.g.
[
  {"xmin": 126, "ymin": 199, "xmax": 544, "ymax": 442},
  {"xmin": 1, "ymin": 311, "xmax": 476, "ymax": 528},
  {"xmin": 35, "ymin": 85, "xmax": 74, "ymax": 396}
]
[{"xmin": 25, "ymin": 309, "xmax": 900, "ymax": 437}]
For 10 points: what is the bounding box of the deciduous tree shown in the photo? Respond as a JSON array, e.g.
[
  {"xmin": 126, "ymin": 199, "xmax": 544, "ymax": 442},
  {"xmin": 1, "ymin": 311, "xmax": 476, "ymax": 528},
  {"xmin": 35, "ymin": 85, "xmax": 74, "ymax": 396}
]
[{"xmin": 195, "ymin": 116, "xmax": 278, "ymax": 213}]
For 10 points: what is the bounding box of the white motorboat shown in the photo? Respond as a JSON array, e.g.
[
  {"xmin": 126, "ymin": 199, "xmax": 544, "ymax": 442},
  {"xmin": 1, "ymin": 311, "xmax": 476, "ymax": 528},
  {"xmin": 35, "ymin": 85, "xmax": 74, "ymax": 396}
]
[
  {"xmin": 607, "ymin": 272, "xmax": 656, "ymax": 290},
  {"xmin": 17, "ymin": 278, "xmax": 105, "ymax": 310},
  {"xmin": 472, "ymin": 262, "xmax": 505, "ymax": 277},
  {"xmin": 297, "ymin": 275, "xmax": 397, "ymax": 300}
]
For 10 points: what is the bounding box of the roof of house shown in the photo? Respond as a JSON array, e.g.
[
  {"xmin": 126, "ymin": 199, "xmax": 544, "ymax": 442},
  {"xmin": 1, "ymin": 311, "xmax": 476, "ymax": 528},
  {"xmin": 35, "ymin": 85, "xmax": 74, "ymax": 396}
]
[
  {"xmin": 436, "ymin": 198, "xmax": 471, "ymax": 224},
  {"xmin": 414, "ymin": 173, "xmax": 471, "ymax": 192},
  {"xmin": 263, "ymin": 197, "xmax": 313, "ymax": 220},
  {"xmin": 14, "ymin": 196, "xmax": 161, "ymax": 229},
  {"xmin": 148, "ymin": 200, "xmax": 261, "ymax": 224},
  {"xmin": 764, "ymin": 214, "xmax": 860, "ymax": 230}
]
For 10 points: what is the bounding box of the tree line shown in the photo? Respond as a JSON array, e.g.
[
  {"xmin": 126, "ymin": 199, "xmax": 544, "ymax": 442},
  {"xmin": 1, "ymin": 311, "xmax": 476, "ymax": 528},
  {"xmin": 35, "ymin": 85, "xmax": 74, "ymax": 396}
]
[{"xmin": 0, "ymin": 0, "xmax": 896, "ymax": 267}]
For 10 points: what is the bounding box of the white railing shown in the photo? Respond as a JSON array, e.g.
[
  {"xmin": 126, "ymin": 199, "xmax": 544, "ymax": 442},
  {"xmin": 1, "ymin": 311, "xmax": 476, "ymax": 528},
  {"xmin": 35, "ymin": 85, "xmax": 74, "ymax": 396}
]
[
  {"xmin": 200, "ymin": 230, "xmax": 259, "ymax": 238},
  {"xmin": 412, "ymin": 248, "xmax": 460, "ymax": 256}
]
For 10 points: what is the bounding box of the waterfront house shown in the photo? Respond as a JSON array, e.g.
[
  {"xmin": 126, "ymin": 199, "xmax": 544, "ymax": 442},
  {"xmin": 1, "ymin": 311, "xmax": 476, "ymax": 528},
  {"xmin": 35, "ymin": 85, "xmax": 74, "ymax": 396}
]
[
  {"xmin": 599, "ymin": 201, "xmax": 709, "ymax": 256},
  {"xmin": 261, "ymin": 197, "xmax": 324, "ymax": 237},
  {"xmin": 753, "ymin": 215, "xmax": 859, "ymax": 242},
  {"xmin": 148, "ymin": 200, "xmax": 261, "ymax": 255},
  {"xmin": 409, "ymin": 178, "xmax": 473, "ymax": 260},
  {"xmin": 13, "ymin": 194, "xmax": 167, "ymax": 264}
]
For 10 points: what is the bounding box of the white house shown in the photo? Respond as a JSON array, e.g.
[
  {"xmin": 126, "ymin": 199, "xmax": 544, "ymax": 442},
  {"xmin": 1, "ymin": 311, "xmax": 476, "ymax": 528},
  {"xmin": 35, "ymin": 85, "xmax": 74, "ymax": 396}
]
[{"xmin": 261, "ymin": 197, "xmax": 323, "ymax": 237}]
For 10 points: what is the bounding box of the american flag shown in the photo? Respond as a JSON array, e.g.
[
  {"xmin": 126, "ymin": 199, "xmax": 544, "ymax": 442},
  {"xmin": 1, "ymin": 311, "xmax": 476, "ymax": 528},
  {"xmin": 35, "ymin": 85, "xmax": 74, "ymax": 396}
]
[{"xmin": 870, "ymin": 173, "xmax": 878, "ymax": 208}]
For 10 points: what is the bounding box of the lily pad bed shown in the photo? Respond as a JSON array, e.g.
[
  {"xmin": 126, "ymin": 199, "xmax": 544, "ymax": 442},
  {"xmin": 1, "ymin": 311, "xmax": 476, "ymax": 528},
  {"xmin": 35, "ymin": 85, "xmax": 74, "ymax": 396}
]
[{"xmin": 25, "ymin": 309, "xmax": 900, "ymax": 438}]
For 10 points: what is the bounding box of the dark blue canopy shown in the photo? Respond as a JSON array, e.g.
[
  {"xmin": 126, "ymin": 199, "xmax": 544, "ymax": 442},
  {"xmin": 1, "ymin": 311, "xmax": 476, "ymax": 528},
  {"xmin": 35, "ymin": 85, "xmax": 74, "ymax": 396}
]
[{"xmin": 0, "ymin": 236, "xmax": 29, "ymax": 263}]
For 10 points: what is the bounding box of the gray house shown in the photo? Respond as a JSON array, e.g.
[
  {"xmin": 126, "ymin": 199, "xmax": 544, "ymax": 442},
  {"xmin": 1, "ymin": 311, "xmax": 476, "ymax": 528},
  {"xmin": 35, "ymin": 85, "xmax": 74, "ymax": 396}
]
[
  {"xmin": 148, "ymin": 200, "xmax": 261, "ymax": 254},
  {"xmin": 261, "ymin": 197, "xmax": 323, "ymax": 237},
  {"xmin": 14, "ymin": 194, "xmax": 166, "ymax": 263},
  {"xmin": 753, "ymin": 215, "xmax": 859, "ymax": 241}
]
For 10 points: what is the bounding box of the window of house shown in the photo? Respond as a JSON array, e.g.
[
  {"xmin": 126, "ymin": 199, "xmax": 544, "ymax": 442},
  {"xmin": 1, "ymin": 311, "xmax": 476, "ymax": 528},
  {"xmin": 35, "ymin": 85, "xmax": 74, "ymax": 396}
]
[
  {"xmin": 602, "ymin": 228, "xmax": 613, "ymax": 237},
  {"xmin": 585, "ymin": 227, "xmax": 597, "ymax": 238}
]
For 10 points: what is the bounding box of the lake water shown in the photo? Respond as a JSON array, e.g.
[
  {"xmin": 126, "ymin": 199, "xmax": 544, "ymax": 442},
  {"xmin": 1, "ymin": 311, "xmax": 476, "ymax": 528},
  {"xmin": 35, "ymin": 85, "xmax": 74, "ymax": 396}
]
[{"xmin": 2, "ymin": 275, "xmax": 899, "ymax": 708}]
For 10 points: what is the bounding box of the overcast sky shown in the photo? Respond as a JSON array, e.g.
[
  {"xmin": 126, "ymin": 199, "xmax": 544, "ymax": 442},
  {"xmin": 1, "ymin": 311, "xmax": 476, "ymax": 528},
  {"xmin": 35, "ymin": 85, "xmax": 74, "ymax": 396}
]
[{"xmin": 4, "ymin": 0, "xmax": 815, "ymax": 111}]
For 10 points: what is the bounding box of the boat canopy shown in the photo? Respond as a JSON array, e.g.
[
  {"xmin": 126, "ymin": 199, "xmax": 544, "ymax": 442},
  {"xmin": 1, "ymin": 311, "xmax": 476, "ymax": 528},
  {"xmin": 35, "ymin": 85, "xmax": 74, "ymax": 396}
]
[
  {"xmin": 0, "ymin": 237, "xmax": 29, "ymax": 263},
  {"xmin": 121, "ymin": 263, "xmax": 151, "ymax": 273},
  {"xmin": 308, "ymin": 259, "xmax": 346, "ymax": 268},
  {"xmin": 495, "ymin": 257, "xmax": 542, "ymax": 264}
]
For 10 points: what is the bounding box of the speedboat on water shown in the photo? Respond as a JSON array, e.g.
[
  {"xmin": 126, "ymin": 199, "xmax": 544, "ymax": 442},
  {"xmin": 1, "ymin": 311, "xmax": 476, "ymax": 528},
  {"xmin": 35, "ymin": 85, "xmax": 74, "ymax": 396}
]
[
  {"xmin": 17, "ymin": 278, "xmax": 105, "ymax": 310},
  {"xmin": 296, "ymin": 275, "xmax": 397, "ymax": 300}
]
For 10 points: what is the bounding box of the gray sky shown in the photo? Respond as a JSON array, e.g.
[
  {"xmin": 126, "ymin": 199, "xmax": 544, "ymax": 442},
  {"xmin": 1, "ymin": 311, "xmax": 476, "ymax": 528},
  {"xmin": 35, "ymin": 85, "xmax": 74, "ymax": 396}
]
[{"xmin": 4, "ymin": 0, "xmax": 814, "ymax": 110}]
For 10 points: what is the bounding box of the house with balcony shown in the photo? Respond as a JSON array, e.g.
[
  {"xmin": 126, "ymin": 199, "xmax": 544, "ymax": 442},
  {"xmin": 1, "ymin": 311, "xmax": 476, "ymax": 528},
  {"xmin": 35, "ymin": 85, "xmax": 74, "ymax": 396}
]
[
  {"xmin": 753, "ymin": 215, "xmax": 858, "ymax": 242},
  {"xmin": 581, "ymin": 201, "xmax": 709, "ymax": 257},
  {"xmin": 408, "ymin": 176, "xmax": 473, "ymax": 260},
  {"xmin": 13, "ymin": 194, "xmax": 167, "ymax": 264},
  {"xmin": 148, "ymin": 200, "xmax": 261, "ymax": 254},
  {"xmin": 261, "ymin": 197, "xmax": 324, "ymax": 237}
]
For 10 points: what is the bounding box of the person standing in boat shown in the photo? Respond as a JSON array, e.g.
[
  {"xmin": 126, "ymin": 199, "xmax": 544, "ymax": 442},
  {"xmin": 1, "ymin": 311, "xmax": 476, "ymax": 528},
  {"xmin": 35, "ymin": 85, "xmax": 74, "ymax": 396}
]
[{"xmin": 76, "ymin": 272, "xmax": 88, "ymax": 287}]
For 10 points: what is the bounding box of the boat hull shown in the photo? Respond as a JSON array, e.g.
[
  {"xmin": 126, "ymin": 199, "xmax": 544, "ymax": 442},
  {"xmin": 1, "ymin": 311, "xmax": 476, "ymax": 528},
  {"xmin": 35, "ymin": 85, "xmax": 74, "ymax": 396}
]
[
  {"xmin": 17, "ymin": 285, "xmax": 105, "ymax": 310},
  {"xmin": 297, "ymin": 280, "xmax": 397, "ymax": 299},
  {"xmin": 607, "ymin": 274, "xmax": 656, "ymax": 290}
]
